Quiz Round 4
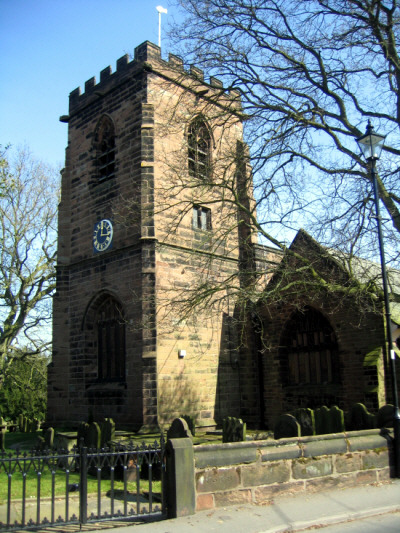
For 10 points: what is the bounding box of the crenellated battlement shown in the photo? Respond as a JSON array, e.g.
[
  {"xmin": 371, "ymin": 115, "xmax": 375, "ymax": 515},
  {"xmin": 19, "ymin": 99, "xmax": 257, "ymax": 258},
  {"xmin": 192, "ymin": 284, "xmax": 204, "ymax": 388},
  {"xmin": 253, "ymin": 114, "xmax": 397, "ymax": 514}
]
[{"xmin": 67, "ymin": 41, "xmax": 239, "ymax": 116}]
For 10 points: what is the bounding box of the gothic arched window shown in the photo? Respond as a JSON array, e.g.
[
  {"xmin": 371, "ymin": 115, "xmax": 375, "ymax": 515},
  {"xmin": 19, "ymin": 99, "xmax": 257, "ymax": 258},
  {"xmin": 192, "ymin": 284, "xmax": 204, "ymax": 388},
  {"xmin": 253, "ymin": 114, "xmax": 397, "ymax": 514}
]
[
  {"xmin": 94, "ymin": 116, "xmax": 116, "ymax": 181},
  {"xmin": 188, "ymin": 118, "xmax": 211, "ymax": 179},
  {"xmin": 280, "ymin": 306, "xmax": 339, "ymax": 385},
  {"xmin": 96, "ymin": 296, "xmax": 125, "ymax": 381}
]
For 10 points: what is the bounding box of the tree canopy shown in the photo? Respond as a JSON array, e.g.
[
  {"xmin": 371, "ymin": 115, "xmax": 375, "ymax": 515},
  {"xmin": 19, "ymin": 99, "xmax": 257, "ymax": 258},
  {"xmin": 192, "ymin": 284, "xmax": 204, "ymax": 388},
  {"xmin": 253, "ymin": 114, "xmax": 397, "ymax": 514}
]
[
  {"xmin": 0, "ymin": 146, "xmax": 58, "ymax": 388},
  {"xmin": 170, "ymin": 0, "xmax": 400, "ymax": 268}
]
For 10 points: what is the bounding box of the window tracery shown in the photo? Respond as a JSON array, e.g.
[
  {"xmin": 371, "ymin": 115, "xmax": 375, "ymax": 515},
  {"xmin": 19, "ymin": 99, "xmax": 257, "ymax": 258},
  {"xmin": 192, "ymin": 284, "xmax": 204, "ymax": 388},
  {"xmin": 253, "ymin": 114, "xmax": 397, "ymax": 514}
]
[{"xmin": 188, "ymin": 118, "xmax": 211, "ymax": 179}]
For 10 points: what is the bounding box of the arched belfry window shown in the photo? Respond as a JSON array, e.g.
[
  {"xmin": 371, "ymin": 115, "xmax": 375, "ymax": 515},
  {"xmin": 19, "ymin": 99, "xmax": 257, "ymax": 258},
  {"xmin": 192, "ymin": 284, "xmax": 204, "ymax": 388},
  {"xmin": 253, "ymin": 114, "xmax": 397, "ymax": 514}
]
[
  {"xmin": 96, "ymin": 296, "xmax": 125, "ymax": 381},
  {"xmin": 188, "ymin": 118, "xmax": 212, "ymax": 179},
  {"xmin": 280, "ymin": 306, "xmax": 339, "ymax": 385},
  {"xmin": 94, "ymin": 116, "xmax": 115, "ymax": 181}
]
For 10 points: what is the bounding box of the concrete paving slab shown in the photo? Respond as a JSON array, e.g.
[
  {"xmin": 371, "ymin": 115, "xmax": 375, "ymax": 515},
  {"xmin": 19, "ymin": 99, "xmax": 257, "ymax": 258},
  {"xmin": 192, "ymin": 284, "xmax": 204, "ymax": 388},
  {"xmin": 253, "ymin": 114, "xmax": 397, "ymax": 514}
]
[{"xmin": 4, "ymin": 480, "xmax": 400, "ymax": 533}]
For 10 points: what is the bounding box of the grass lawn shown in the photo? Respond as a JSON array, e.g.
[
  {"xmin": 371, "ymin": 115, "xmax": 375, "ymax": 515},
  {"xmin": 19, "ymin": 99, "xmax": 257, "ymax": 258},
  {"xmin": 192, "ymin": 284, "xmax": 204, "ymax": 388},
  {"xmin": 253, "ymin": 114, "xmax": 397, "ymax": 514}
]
[
  {"xmin": 0, "ymin": 470, "xmax": 162, "ymax": 504},
  {"xmin": 0, "ymin": 431, "xmax": 162, "ymax": 504}
]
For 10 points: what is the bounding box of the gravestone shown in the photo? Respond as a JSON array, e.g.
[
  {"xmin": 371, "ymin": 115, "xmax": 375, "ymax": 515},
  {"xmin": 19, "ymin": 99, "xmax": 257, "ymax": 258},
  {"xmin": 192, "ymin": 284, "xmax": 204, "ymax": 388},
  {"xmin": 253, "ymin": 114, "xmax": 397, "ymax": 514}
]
[
  {"xmin": 167, "ymin": 417, "xmax": 192, "ymax": 440},
  {"xmin": 180, "ymin": 415, "xmax": 196, "ymax": 437},
  {"xmin": 87, "ymin": 422, "xmax": 101, "ymax": 449},
  {"xmin": 222, "ymin": 416, "xmax": 246, "ymax": 443},
  {"xmin": 274, "ymin": 414, "xmax": 300, "ymax": 440},
  {"xmin": 315, "ymin": 406, "xmax": 330, "ymax": 435},
  {"xmin": 293, "ymin": 408, "xmax": 315, "ymax": 436},
  {"xmin": 101, "ymin": 418, "xmax": 115, "ymax": 446},
  {"xmin": 44, "ymin": 427, "xmax": 55, "ymax": 449},
  {"xmin": 328, "ymin": 405, "xmax": 345, "ymax": 433},
  {"xmin": 377, "ymin": 404, "xmax": 394, "ymax": 428},
  {"xmin": 350, "ymin": 403, "xmax": 376, "ymax": 430}
]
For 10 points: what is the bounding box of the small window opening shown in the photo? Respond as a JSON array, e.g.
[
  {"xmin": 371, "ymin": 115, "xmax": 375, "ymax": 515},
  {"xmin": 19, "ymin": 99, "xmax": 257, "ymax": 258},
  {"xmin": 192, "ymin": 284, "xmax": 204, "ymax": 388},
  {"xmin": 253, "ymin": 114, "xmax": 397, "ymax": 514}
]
[{"xmin": 193, "ymin": 205, "xmax": 212, "ymax": 231}]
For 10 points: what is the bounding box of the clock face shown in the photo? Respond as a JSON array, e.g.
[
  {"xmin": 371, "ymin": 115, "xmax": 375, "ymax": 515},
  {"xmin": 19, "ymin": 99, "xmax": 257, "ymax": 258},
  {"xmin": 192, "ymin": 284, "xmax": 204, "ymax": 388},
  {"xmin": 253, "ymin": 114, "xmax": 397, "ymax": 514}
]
[{"xmin": 93, "ymin": 219, "xmax": 113, "ymax": 253}]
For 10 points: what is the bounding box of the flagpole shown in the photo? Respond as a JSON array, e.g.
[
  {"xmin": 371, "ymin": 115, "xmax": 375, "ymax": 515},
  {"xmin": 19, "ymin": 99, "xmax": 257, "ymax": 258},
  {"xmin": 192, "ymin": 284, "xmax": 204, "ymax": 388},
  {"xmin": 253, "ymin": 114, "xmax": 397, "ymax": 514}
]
[{"xmin": 156, "ymin": 6, "xmax": 168, "ymax": 49}]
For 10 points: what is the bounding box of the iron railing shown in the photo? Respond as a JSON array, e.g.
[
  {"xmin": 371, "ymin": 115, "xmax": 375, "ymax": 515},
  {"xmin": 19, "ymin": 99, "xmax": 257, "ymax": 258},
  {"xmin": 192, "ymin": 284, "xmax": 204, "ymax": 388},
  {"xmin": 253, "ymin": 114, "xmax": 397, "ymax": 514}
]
[{"xmin": 0, "ymin": 438, "xmax": 165, "ymax": 530}]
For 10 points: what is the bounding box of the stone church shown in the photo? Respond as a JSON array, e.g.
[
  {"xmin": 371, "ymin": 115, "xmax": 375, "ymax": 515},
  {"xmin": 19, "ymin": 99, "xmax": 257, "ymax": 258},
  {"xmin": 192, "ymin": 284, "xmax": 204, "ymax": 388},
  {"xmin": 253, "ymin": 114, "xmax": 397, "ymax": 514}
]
[{"xmin": 47, "ymin": 41, "xmax": 398, "ymax": 432}]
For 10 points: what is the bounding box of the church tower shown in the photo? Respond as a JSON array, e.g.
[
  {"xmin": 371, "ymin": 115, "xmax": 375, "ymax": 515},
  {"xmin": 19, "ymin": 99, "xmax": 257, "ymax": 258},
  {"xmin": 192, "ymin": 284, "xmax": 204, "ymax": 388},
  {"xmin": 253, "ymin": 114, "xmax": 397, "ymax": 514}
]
[{"xmin": 47, "ymin": 41, "xmax": 256, "ymax": 430}]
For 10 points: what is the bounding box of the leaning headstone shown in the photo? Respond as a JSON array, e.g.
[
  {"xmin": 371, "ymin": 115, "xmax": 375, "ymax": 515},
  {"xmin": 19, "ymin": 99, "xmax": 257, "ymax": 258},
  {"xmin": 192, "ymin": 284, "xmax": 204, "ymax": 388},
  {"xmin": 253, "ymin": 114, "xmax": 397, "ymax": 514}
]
[
  {"xmin": 315, "ymin": 406, "xmax": 330, "ymax": 435},
  {"xmin": 18, "ymin": 414, "xmax": 24, "ymax": 432},
  {"xmin": 87, "ymin": 422, "xmax": 101, "ymax": 449},
  {"xmin": 181, "ymin": 415, "xmax": 196, "ymax": 437},
  {"xmin": 378, "ymin": 404, "xmax": 394, "ymax": 428},
  {"xmin": 274, "ymin": 414, "xmax": 300, "ymax": 440},
  {"xmin": 223, "ymin": 417, "xmax": 246, "ymax": 443},
  {"xmin": 167, "ymin": 417, "xmax": 193, "ymax": 440},
  {"xmin": 350, "ymin": 403, "xmax": 376, "ymax": 430},
  {"xmin": 293, "ymin": 408, "xmax": 315, "ymax": 436}
]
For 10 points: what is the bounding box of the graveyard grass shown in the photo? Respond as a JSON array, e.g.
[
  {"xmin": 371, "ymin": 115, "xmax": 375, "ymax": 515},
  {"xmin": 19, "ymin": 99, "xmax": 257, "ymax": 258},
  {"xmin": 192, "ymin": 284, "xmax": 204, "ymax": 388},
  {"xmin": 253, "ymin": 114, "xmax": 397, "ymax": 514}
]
[{"xmin": 0, "ymin": 432, "xmax": 162, "ymax": 504}]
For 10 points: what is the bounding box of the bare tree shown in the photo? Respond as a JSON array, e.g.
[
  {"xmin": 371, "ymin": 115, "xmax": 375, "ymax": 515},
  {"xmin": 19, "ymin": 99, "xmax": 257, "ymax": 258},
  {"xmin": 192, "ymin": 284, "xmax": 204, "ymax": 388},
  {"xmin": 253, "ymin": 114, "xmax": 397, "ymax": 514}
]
[
  {"xmin": 169, "ymin": 0, "xmax": 400, "ymax": 269},
  {"xmin": 0, "ymin": 146, "xmax": 58, "ymax": 388}
]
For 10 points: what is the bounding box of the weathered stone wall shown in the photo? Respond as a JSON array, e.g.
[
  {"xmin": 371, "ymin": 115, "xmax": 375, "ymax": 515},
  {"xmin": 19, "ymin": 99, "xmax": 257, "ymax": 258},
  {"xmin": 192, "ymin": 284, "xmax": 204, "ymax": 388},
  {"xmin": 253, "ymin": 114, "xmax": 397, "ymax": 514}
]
[
  {"xmin": 193, "ymin": 429, "xmax": 391, "ymax": 511},
  {"xmin": 49, "ymin": 40, "xmax": 253, "ymax": 430},
  {"xmin": 258, "ymin": 302, "xmax": 386, "ymax": 430},
  {"xmin": 49, "ymin": 50, "xmax": 148, "ymax": 428}
]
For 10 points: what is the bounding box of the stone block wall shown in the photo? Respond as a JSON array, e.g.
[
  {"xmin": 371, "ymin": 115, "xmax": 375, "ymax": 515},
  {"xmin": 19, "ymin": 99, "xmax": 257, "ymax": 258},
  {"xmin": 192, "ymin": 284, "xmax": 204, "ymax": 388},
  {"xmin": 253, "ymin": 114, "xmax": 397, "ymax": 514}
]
[
  {"xmin": 193, "ymin": 430, "xmax": 391, "ymax": 511},
  {"xmin": 49, "ymin": 40, "xmax": 253, "ymax": 430}
]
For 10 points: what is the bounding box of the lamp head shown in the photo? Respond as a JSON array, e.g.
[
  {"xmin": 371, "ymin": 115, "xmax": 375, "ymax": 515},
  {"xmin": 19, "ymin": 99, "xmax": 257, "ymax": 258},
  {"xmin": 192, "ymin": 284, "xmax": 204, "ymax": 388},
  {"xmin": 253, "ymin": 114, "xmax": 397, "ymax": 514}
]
[
  {"xmin": 157, "ymin": 5, "xmax": 168, "ymax": 14},
  {"xmin": 356, "ymin": 120, "xmax": 385, "ymax": 161}
]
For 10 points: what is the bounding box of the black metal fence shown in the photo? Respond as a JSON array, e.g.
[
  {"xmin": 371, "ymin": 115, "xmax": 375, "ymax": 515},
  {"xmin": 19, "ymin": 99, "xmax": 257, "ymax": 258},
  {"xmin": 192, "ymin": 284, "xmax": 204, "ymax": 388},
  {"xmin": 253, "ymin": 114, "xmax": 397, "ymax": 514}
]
[{"xmin": 0, "ymin": 438, "xmax": 165, "ymax": 530}]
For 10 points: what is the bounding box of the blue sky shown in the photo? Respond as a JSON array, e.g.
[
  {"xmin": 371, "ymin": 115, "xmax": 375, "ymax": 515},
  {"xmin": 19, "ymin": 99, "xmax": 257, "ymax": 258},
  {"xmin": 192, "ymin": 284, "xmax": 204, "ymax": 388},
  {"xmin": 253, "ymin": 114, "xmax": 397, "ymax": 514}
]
[{"xmin": 0, "ymin": 0, "xmax": 174, "ymax": 168}]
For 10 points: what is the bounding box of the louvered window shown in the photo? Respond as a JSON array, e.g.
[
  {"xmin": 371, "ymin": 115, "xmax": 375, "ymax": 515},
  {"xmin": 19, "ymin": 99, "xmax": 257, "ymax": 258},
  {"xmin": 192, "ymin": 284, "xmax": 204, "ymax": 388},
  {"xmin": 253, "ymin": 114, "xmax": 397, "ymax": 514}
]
[
  {"xmin": 97, "ymin": 297, "xmax": 125, "ymax": 381},
  {"xmin": 188, "ymin": 119, "xmax": 211, "ymax": 179},
  {"xmin": 94, "ymin": 116, "xmax": 116, "ymax": 181}
]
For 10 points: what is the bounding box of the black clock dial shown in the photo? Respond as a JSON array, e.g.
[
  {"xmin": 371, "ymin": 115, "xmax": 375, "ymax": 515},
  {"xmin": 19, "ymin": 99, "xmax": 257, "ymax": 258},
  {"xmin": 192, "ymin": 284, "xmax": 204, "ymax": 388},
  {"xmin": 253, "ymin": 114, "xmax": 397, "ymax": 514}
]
[{"xmin": 93, "ymin": 219, "xmax": 113, "ymax": 252}]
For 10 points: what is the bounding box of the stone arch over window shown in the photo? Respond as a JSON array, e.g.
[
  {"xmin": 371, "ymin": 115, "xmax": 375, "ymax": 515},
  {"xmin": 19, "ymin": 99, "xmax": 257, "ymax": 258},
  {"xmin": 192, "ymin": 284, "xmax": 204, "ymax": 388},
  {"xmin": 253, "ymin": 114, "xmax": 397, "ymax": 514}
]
[
  {"xmin": 83, "ymin": 292, "xmax": 126, "ymax": 382},
  {"xmin": 93, "ymin": 115, "xmax": 116, "ymax": 181},
  {"xmin": 188, "ymin": 117, "xmax": 212, "ymax": 179},
  {"xmin": 280, "ymin": 306, "xmax": 340, "ymax": 387}
]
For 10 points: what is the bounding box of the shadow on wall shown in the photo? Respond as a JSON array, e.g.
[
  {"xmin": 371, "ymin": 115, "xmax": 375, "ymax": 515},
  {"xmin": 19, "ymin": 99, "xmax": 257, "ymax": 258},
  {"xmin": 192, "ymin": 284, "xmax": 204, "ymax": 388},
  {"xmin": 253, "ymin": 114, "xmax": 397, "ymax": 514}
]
[
  {"xmin": 214, "ymin": 312, "xmax": 241, "ymax": 423},
  {"xmin": 158, "ymin": 373, "xmax": 203, "ymax": 426}
]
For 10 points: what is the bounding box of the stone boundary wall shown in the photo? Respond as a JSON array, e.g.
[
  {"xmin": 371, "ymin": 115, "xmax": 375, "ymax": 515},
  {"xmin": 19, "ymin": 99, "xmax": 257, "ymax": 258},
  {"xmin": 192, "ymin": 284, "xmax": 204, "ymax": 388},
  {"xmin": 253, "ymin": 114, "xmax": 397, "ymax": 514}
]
[{"xmin": 193, "ymin": 429, "xmax": 392, "ymax": 511}]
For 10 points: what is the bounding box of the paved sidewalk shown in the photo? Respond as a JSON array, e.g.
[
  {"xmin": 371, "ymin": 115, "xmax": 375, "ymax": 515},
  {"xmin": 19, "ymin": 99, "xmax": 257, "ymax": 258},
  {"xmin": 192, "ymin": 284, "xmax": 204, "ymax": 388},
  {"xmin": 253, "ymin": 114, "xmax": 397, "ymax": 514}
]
[
  {"xmin": 94, "ymin": 480, "xmax": 400, "ymax": 533},
  {"xmin": 9, "ymin": 480, "xmax": 400, "ymax": 533}
]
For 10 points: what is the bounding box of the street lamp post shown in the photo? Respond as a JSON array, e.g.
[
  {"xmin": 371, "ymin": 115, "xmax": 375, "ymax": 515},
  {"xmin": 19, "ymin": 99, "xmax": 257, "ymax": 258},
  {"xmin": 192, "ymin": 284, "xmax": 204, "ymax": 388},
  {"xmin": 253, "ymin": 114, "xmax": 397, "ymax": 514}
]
[{"xmin": 357, "ymin": 120, "xmax": 400, "ymax": 477}]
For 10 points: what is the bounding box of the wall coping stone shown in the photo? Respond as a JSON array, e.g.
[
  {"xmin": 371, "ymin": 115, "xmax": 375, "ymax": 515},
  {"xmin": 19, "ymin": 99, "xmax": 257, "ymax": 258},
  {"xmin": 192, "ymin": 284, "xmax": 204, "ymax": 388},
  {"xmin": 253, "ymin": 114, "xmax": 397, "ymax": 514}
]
[{"xmin": 194, "ymin": 429, "xmax": 391, "ymax": 469}]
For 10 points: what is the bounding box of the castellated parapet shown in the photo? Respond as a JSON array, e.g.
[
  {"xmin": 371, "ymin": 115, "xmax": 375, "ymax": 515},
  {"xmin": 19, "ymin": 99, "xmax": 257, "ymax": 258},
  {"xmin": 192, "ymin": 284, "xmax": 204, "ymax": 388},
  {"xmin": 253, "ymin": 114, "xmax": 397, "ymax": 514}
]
[{"xmin": 67, "ymin": 41, "xmax": 241, "ymax": 116}]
